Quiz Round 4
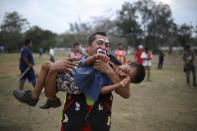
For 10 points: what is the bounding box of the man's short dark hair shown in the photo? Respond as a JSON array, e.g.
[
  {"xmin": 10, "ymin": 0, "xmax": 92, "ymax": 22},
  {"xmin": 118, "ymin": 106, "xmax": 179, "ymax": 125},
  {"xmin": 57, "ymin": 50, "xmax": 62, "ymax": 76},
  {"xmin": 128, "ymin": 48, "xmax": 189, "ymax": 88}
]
[
  {"xmin": 74, "ymin": 43, "xmax": 79, "ymax": 47},
  {"xmin": 88, "ymin": 32, "xmax": 107, "ymax": 45},
  {"xmin": 25, "ymin": 39, "xmax": 31, "ymax": 46},
  {"xmin": 129, "ymin": 62, "xmax": 145, "ymax": 84}
]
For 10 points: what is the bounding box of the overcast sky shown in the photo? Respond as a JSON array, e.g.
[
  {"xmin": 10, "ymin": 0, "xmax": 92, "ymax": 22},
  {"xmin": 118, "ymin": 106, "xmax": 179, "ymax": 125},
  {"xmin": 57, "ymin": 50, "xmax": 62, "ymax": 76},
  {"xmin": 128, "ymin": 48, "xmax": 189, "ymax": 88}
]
[{"xmin": 0, "ymin": 0, "xmax": 197, "ymax": 34}]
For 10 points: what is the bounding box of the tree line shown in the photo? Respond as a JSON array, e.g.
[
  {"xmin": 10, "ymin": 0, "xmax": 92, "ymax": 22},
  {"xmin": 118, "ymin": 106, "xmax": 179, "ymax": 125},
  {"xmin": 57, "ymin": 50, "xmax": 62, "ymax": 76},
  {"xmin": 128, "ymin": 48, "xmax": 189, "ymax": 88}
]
[{"xmin": 0, "ymin": 0, "xmax": 196, "ymax": 53}]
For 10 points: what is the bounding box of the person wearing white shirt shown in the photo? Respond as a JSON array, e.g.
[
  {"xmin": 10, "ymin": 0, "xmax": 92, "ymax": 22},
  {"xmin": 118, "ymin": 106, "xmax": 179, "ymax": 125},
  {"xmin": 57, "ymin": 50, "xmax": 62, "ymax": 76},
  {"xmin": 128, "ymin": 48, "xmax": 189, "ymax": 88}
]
[
  {"xmin": 141, "ymin": 47, "xmax": 152, "ymax": 81},
  {"xmin": 49, "ymin": 48, "xmax": 55, "ymax": 63}
]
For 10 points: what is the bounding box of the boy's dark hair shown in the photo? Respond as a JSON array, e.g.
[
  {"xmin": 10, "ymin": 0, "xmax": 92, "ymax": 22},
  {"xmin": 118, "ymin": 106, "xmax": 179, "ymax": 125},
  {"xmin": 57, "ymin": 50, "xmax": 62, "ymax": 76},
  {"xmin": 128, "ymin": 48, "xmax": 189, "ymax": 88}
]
[
  {"xmin": 88, "ymin": 32, "xmax": 106, "ymax": 45},
  {"xmin": 25, "ymin": 39, "xmax": 31, "ymax": 46},
  {"xmin": 74, "ymin": 43, "xmax": 79, "ymax": 47},
  {"xmin": 129, "ymin": 62, "xmax": 145, "ymax": 84}
]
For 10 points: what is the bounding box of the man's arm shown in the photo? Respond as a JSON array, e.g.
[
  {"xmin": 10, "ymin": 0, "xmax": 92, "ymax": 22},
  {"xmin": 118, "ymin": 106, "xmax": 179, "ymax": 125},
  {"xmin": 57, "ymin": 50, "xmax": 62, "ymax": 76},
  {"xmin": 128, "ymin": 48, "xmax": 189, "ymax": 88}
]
[
  {"xmin": 23, "ymin": 57, "xmax": 33, "ymax": 67},
  {"xmin": 94, "ymin": 60, "xmax": 130, "ymax": 98}
]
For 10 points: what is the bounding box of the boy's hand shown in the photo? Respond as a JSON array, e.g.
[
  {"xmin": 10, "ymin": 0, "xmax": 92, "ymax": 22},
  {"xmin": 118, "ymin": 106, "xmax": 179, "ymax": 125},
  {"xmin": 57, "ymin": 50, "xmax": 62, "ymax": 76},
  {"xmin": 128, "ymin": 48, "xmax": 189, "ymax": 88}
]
[
  {"xmin": 120, "ymin": 76, "xmax": 131, "ymax": 88},
  {"xmin": 95, "ymin": 54, "xmax": 109, "ymax": 63}
]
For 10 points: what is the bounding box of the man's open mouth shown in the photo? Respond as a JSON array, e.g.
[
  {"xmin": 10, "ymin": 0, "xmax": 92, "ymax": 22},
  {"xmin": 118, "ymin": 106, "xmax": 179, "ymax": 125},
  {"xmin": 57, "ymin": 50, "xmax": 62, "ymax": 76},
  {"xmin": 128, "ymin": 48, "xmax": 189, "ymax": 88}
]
[{"xmin": 96, "ymin": 48, "xmax": 107, "ymax": 55}]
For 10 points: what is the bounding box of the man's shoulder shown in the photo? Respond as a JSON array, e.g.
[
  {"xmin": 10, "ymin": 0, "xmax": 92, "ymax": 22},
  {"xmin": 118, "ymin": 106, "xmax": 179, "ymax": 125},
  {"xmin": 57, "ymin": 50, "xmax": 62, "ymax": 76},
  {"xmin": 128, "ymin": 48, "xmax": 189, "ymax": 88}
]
[
  {"xmin": 21, "ymin": 46, "xmax": 29, "ymax": 53},
  {"xmin": 136, "ymin": 51, "xmax": 140, "ymax": 55}
]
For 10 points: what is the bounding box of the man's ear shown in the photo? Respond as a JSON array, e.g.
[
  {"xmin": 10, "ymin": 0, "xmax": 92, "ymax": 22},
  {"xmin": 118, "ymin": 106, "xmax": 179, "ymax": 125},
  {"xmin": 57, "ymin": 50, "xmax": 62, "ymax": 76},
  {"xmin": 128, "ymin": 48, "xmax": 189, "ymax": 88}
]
[
  {"xmin": 85, "ymin": 43, "xmax": 89, "ymax": 51},
  {"xmin": 126, "ymin": 60, "xmax": 133, "ymax": 64}
]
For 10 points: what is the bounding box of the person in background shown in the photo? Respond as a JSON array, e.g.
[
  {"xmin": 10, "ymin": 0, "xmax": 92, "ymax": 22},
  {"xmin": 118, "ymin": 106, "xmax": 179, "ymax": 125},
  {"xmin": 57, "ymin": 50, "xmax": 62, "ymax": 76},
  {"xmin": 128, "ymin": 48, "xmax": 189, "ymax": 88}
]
[
  {"xmin": 69, "ymin": 43, "xmax": 84, "ymax": 60},
  {"xmin": 135, "ymin": 45, "xmax": 144, "ymax": 64},
  {"xmin": 114, "ymin": 43, "xmax": 126, "ymax": 64},
  {"xmin": 19, "ymin": 39, "xmax": 36, "ymax": 90},
  {"xmin": 183, "ymin": 45, "xmax": 196, "ymax": 87},
  {"xmin": 141, "ymin": 47, "xmax": 152, "ymax": 81},
  {"xmin": 39, "ymin": 48, "xmax": 43, "ymax": 57},
  {"xmin": 49, "ymin": 47, "xmax": 55, "ymax": 63},
  {"xmin": 158, "ymin": 50, "xmax": 165, "ymax": 69}
]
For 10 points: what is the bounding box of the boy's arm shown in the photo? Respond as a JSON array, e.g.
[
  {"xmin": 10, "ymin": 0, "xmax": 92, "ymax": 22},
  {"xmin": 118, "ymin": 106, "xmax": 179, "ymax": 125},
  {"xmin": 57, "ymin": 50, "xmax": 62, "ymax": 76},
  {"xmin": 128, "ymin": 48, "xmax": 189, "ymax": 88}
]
[
  {"xmin": 104, "ymin": 69, "xmax": 131, "ymax": 98},
  {"xmin": 83, "ymin": 54, "xmax": 110, "ymax": 66},
  {"xmin": 101, "ymin": 76, "xmax": 130, "ymax": 94},
  {"xmin": 101, "ymin": 83, "xmax": 121, "ymax": 94},
  {"xmin": 83, "ymin": 55, "xmax": 96, "ymax": 66},
  {"xmin": 94, "ymin": 60, "xmax": 131, "ymax": 98}
]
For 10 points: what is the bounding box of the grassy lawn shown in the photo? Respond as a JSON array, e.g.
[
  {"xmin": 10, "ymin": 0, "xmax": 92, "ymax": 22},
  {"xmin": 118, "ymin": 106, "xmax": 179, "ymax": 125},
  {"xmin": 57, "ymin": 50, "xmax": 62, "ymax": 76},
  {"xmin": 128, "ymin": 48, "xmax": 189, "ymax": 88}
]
[{"xmin": 0, "ymin": 52, "xmax": 197, "ymax": 131}]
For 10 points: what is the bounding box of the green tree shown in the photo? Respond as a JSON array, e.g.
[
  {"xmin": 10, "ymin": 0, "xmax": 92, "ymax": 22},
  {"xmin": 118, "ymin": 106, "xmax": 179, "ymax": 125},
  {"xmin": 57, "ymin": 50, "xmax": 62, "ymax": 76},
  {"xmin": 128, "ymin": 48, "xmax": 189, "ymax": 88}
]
[
  {"xmin": 116, "ymin": 2, "xmax": 143, "ymax": 48},
  {"xmin": 0, "ymin": 11, "xmax": 29, "ymax": 52},
  {"xmin": 24, "ymin": 26, "xmax": 57, "ymax": 52},
  {"xmin": 135, "ymin": 0, "xmax": 176, "ymax": 52},
  {"xmin": 177, "ymin": 24, "xmax": 193, "ymax": 48}
]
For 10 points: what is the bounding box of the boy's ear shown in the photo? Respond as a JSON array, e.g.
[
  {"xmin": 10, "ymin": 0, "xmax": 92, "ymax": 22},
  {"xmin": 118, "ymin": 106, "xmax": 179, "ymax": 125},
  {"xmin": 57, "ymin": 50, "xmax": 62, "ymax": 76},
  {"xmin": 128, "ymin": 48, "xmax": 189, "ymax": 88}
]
[{"xmin": 126, "ymin": 60, "xmax": 133, "ymax": 64}]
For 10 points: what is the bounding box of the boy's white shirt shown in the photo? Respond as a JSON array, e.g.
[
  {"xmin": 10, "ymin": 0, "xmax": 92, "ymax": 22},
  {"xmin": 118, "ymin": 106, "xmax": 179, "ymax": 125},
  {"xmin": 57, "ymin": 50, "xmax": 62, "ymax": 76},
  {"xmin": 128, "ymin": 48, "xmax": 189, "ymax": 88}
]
[{"xmin": 141, "ymin": 52, "xmax": 152, "ymax": 66}]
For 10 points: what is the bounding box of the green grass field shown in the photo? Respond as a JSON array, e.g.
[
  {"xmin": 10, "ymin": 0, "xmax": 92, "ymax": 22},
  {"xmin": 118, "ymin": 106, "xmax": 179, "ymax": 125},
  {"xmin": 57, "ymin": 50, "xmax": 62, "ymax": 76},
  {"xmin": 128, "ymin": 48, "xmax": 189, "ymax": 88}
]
[{"xmin": 0, "ymin": 52, "xmax": 197, "ymax": 131}]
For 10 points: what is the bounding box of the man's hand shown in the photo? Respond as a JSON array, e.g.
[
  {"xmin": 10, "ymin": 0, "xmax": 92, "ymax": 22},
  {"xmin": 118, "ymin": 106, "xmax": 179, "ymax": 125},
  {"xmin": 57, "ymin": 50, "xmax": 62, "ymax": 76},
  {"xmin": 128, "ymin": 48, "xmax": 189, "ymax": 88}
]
[
  {"xmin": 120, "ymin": 76, "xmax": 131, "ymax": 88},
  {"xmin": 28, "ymin": 64, "xmax": 33, "ymax": 68},
  {"xmin": 51, "ymin": 58, "xmax": 77, "ymax": 74},
  {"xmin": 68, "ymin": 57, "xmax": 82, "ymax": 62}
]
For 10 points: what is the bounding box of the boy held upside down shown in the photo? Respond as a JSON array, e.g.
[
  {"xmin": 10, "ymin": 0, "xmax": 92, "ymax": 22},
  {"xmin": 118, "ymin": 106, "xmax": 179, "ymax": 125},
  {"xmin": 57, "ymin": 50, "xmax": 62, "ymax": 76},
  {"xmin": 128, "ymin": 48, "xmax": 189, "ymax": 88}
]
[{"xmin": 13, "ymin": 53, "xmax": 145, "ymax": 109}]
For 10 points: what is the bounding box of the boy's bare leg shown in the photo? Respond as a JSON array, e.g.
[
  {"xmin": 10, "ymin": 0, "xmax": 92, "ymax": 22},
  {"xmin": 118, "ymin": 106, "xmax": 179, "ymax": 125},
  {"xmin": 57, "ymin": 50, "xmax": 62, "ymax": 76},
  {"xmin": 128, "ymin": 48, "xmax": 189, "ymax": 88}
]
[
  {"xmin": 13, "ymin": 61, "xmax": 53, "ymax": 106},
  {"xmin": 39, "ymin": 68, "xmax": 61, "ymax": 109},
  {"xmin": 19, "ymin": 82, "xmax": 24, "ymax": 90},
  {"xmin": 31, "ymin": 61, "xmax": 53, "ymax": 99},
  {"xmin": 44, "ymin": 68, "xmax": 58, "ymax": 100}
]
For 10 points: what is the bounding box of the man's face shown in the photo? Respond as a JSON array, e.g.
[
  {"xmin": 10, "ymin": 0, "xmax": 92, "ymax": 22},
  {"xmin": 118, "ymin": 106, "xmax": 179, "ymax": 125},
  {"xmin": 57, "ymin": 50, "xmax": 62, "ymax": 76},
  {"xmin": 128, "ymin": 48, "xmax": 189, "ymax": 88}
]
[
  {"xmin": 28, "ymin": 41, "xmax": 32, "ymax": 48},
  {"xmin": 139, "ymin": 48, "xmax": 143, "ymax": 51},
  {"xmin": 186, "ymin": 47, "xmax": 191, "ymax": 52},
  {"xmin": 86, "ymin": 35, "xmax": 109, "ymax": 56},
  {"xmin": 118, "ymin": 45, "xmax": 123, "ymax": 50},
  {"xmin": 116, "ymin": 63, "xmax": 137, "ymax": 81}
]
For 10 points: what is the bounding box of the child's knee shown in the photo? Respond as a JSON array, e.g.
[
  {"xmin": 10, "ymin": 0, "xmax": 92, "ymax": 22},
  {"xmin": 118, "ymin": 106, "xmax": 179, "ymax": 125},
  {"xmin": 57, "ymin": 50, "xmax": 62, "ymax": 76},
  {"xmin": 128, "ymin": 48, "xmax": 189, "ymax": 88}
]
[{"xmin": 42, "ymin": 61, "xmax": 52, "ymax": 70}]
